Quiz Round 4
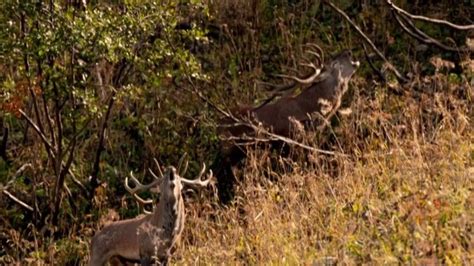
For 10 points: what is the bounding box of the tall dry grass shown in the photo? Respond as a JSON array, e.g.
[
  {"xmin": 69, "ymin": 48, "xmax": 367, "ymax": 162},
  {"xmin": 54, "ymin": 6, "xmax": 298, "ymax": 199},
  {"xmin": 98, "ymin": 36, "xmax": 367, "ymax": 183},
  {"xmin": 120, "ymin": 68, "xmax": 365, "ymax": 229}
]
[{"xmin": 176, "ymin": 72, "xmax": 473, "ymax": 265}]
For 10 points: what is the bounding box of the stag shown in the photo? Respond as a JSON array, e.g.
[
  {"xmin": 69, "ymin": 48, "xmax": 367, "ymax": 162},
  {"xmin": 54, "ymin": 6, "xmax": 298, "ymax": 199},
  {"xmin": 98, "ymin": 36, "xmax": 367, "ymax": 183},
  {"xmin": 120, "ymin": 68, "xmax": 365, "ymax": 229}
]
[
  {"xmin": 215, "ymin": 47, "xmax": 360, "ymax": 203},
  {"xmin": 89, "ymin": 157, "xmax": 213, "ymax": 266}
]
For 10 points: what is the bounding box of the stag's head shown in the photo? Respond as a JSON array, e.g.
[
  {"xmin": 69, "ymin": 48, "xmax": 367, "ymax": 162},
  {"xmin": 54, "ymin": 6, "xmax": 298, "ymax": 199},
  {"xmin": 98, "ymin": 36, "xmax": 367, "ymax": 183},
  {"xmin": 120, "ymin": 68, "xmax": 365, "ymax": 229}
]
[
  {"xmin": 326, "ymin": 50, "xmax": 359, "ymax": 81},
  {"xmin": 125, "ymin": 155, "xmax": 213, "ymax": 210},
  {"xmin": 158, "ymin": 166, "xmax": 183, "ymax": 203}
]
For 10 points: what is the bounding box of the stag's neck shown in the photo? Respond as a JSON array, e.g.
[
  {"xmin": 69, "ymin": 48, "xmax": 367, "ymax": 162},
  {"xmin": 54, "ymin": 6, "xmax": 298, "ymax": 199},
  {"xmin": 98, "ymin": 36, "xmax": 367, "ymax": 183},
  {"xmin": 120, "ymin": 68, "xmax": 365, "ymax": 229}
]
[
  {"xmin": 295, "ymin": 73, "xmax": 340, "ymax": 111},
  {"xmin": 151, "ymin": 196, "xmax": 185, "ymax": 241}
]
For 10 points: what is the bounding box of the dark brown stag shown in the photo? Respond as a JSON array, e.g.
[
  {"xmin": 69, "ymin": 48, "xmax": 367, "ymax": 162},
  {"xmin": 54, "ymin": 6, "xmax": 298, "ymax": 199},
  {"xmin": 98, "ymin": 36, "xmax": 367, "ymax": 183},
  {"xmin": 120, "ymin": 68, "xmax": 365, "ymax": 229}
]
[{"xmin": 215, "ymin": 48, "xmax": 360, "ymax": 203}]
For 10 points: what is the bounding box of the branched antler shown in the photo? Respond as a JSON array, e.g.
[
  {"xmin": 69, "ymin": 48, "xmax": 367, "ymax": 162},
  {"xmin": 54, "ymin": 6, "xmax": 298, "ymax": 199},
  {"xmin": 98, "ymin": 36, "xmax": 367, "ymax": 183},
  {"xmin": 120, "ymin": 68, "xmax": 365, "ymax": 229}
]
[
  {"xmin": 180, "ymin": 163, "xmax": 214, "ymax": 188},
  {"xmin": 276, "ymin": 43, "xmax": 324, "ymax": 84},
  {"xmin": 124, "ymin": 171, "xmax": 161, "ymax": 212}
]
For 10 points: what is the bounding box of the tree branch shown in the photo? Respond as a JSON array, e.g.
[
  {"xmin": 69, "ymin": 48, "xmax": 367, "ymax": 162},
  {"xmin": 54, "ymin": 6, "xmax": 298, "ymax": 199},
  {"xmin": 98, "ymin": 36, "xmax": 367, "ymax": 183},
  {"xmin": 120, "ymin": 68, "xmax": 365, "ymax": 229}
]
[
  {"xmin": 393, "ymin": 11, "xmax": 472, "ymax": 52},
  {"xmin": 19, "ymin": 109, "xmax": 54, "ymax": 154},
  {"xmin": 386, "ymin": 0, "xmax": 474, "ymax": 30},
  {"xmin": 2, "ymin": 190, "xmax": 34, "ymax": 212}
]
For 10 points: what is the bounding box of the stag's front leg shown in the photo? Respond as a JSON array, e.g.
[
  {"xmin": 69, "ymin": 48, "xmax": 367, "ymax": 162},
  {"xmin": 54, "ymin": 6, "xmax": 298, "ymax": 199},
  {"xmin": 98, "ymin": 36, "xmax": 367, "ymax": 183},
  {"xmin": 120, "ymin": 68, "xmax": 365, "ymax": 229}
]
[
  {"xmin": 139, "ymin": 256, "xmax": 153, "ymax": 266},
  {"xmin": 156, "ymin": 255, "xmax": 170, "ymax": 266}
]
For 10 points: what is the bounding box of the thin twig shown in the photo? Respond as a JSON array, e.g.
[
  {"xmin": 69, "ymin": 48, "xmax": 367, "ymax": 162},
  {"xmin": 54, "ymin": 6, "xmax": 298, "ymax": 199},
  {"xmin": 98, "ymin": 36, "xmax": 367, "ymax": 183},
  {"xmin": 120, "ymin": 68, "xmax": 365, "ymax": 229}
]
[
  {"xmin": 362, "ymin": 43, "xmax": 387, "ymax": 83},
  {"xmin": 323, "ymin": 0, "xmax": 408, "ymax": 83},
  {"xmin": 19, "ymin": 109, "xmax": 54, "ymax": 152},
  {"xmin": 386, "ymin": 0, "xmax": 474, "ymax": 30},
  {"xmin": 2, "ymin": 190, "xmax": 34, "ymax": 212}
]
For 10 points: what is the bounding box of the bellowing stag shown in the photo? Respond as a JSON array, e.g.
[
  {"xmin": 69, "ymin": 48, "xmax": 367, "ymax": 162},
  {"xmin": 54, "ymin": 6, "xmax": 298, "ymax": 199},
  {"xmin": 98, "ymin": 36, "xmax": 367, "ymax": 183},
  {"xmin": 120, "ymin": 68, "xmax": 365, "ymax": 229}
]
[
  {"xmin": 215, "ymin": 48, "xmax": 360, "ymax": 203},
  {"xmin": 89, "ymin": 157, "xmax": 213, "ymax": 265}
]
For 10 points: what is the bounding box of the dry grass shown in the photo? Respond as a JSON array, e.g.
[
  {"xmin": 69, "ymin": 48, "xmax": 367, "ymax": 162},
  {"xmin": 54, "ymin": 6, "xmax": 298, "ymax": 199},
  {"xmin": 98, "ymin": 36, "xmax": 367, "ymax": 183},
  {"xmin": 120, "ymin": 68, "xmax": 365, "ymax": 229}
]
[
  {"xmin": 174, "ymin": 73, "xmax": 473, "ymax": 265},
  {"xmin": 6, "ymin": 69, "xmax": 467, "ymax": 266}
]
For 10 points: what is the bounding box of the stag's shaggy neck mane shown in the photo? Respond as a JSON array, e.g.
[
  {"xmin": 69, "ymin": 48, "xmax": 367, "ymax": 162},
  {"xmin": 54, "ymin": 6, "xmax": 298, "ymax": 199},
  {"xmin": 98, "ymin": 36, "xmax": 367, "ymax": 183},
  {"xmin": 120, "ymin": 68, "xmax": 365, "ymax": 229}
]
[{"xmin": 152, "ymin": 193, "xmax": 185, "ymax": 246}]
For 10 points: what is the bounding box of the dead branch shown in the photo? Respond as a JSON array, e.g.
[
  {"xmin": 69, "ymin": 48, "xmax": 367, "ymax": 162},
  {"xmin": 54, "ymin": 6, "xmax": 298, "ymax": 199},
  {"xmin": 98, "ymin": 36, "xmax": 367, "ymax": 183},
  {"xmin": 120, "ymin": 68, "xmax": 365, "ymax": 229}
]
[
  {"xmin": 386, "ymin": 0, "xmax": 474, "ymax": 30},
  {"xmin": 2, "ymin": 190, "xmax": 34, "ymax": 212},
  {"xmin": 362, "ymin": 43, "xmax": 387, "ymax": 83},
  {"xmin": 391, "ymin": 8, "xmax": 473, "ymax": 52},
  {"xmin": 1, "ymin": 163, "xmax": 34, "ymax": 212},
  {"xmin": 323, "ymin": 0, "xmax": 409, "ymax": 83},
  {"xmin": 19, "ymin": 109, "xmax": 54, "ymax": 153}
]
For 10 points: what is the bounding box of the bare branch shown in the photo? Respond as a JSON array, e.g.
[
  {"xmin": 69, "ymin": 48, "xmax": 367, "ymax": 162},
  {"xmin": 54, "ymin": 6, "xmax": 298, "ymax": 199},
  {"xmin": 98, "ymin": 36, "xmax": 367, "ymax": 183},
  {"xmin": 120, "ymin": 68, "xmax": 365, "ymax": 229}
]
[
  {"xmin": 2, "ymin": 190, "xmax": 34, "ymax": 212},
  {"xmin": 1, "ymin": 126, "xmax": 8, "ymax": 162},
  {"xmin": 19, "ymin": 109, "xmax": 54, "ymax": 152},
  {"xmin": 90, "ymin": 89, "xmax": 116, "ymax": 192},
  {"xmin": 393, "ymin": 11, "xmax": 472, "ymax": 52},
  {"xmin": 1, "ymin": 163, "xmax": 34, "ymax": 212},
  {"xmin": 41, "ymin": 93, "xmax": 56, "ymax": 149},
  {"xmin": 387, "ymin": 0, "xmax": 474, "ymax": 30},
  {"xmin": 362, "ymin": 43, "xmax": 387, "ymax": 83}
]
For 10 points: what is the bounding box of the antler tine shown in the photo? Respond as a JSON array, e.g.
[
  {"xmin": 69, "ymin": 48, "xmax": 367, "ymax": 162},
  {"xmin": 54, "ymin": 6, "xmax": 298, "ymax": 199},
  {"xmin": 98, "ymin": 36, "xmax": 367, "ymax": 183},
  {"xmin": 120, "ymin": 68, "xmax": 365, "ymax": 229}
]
[
  {"xmin": 275, "ymin": 43, "xmax": 324, "ymax": 84},
  {"xmin": 132, "ymin": 193, "xmax": 153, "ymax": 205},
  {"xmin": 177, "ymin": 153, "xmax": 188, "ymax": 176},
  {"xmin": 179, "ymin": 159, "xmax": 189, "ymax": 177},
  {"xmin": 305, "ymin": 51, "xmax": 322, "ymax": 66},
  {"xmin": 304, "ymin": 43, "xmax": 324, "ymax": 63},
  {"xmin": 152, "ymin": 158, "xmax": 164, "ymax": 179},
  {"xmin": 180, "ymin": 162, "xmax": 213, "ymax": 187},
  {"xmin": 299, "ymin": 60, "xmax": 320, "ymax": 72},
  {"xmin": 148, "ymin": 158, "xmax": 164, "ymax": 180},
  {"xmin": 124, "ymin": 171, "xmax": 161, "ymax": 195},
  {"xmin": 132, "ymin": 193, "xmax": 153, "ymax": 214},
  {"xmin": 149, "ymin": 169, "xmax": 160, "ymax": 180},
  {"xmin": 275, "ymin": 67, "xmax": 322, "ymax": 84}
]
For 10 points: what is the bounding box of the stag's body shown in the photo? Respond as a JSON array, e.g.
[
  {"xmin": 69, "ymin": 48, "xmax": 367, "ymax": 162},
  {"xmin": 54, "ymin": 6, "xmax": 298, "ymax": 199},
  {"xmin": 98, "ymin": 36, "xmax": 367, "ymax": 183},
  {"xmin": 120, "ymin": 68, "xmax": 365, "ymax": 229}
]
[
  {"xmin": 89, "ymin": 163, "xmax": 211, "ymax": 266},
  {"xmin": 89, "ymin": 199, "xmax": 184, "ymax": 265},
  {"xmin": 216, "ymin": 50, "xmax": 359, "ymax": 203},
  {"xmin": 222, "ymin": 50, "xmax": 359, "ymax": 139}
]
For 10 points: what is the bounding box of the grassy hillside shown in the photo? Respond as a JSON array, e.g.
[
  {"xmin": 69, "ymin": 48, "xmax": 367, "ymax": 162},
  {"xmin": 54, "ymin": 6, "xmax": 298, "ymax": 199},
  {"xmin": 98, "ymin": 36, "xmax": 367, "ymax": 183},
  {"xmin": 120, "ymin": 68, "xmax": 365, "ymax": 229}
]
[{"xmin": 178, "ymin": 72, "xmax": 473, "ymax": 264}]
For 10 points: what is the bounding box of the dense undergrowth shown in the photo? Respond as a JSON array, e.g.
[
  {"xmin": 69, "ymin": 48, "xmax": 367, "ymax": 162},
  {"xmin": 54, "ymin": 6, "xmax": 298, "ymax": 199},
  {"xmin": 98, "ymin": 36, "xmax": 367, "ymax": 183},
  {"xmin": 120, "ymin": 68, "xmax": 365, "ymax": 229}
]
[
  {"xmin": 1, "ymin": 0, "xmax": 473, "ymax": 265},
  {"xmin": 178, "ymin": 71, "xmax": 473, "ymax": 264}
]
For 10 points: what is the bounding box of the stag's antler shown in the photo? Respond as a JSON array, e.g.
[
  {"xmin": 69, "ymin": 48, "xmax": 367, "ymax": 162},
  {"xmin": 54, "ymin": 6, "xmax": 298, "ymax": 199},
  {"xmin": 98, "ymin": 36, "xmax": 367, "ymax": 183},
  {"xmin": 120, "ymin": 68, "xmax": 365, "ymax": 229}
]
[
  {"xmin": 148, "ymin": 158, "xmax": 163, "ymax": 180},
  {"xmin": 276, "ymin": 43, "xmax": 325, "ymax": 84},
  {"xmin": 125, "ymin": 172, "xmax": 161, "ymax": 194},
  {"xmin": 177, "ymin": 153, "xmax": 189, "ymax": 176},
  {"xmin": 125, "ymin": 160, "xmax": 164, "ymax": 213},
  {"xmin": 180, "ymin": 163, "xmax": 213, "ymax": 187}
]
